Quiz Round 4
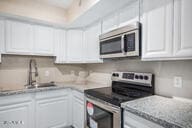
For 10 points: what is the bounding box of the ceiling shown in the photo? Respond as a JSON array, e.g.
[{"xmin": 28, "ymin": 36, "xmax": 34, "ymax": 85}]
[{"xmin": 38, "ymin": 0, "xmax": 74, "ymax": 9}]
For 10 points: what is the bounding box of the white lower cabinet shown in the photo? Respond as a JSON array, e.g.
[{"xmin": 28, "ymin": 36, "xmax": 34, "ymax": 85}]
[
  {"xmin": 0, "ymin": 88, "xmax": 86, "ymax": 128},
  {"xmin": 0, "ymin": 94, "xmax": 34, "ymax": 128},
  {"xmin": 72, "ymin": 90, "xmax": 85, "ymax": 128},
  {"xmin": 35, "ymin": 89, "xmax": 72, "ymax": 128},
  {"xmin": 124, "ymin": 111, "xmax": 164, "ymax": 128}
]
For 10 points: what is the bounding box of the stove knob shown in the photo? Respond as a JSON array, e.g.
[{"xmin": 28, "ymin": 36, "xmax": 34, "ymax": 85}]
[
  {"xmin": 112, "ymin": 73, "xmax": 119, "ymax": 77},
  {"xmin": 139, "ymin": 75, "xmax": 143, "ymax": 80},
  {"xmin": 135, "ymin": 75, "xmax": 139, "ymax": 79},
  {"xmin": 144, "ymin": 76, "xmax": 149, "ymax": 80}
]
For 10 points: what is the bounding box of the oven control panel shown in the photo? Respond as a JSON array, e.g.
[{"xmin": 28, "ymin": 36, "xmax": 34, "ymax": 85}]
[{"xmin": 112, "ymin": 72, "xmax": 153, "ymax": 87}]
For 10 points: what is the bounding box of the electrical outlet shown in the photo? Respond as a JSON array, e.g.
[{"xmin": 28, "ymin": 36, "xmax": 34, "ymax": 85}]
[{"xmin": 174, "ymin": 76, "xmax": 182, "ymax": 88}]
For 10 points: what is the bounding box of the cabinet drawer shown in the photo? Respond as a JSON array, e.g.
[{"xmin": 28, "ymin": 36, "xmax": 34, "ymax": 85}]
[
  {"xmin": 35, "ymin": 89, "xmax": 70, "ymax": 99},
  {"xmin": 124, "ymin": 111, "xmax": 164, "ymax": 128},
  {"xmin": 0, "ymin": 93, "xmax": 32, "ymax": 105},
  {"xmin": 72, "ymin": 90, "xmax": 84, "ymax": 101}
]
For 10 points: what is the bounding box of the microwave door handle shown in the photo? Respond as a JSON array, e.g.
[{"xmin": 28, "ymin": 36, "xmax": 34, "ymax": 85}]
[{"xmin": 121, "ymin": 34, "xmax": 125, "ymax": 53}]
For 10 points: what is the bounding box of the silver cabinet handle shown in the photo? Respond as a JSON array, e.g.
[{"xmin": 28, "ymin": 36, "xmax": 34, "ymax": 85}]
[{"xmin": 121, "ymin": 34, "xmax": 125, "ymax": 53}]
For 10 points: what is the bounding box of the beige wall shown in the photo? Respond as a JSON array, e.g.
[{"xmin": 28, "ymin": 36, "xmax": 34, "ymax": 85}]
[
  {"xmin": 0, "ymin": 0, "xmax": 67, "ymax": 25},
  {"xmin": 0, "ymin": 55, "xmax": 85, "ymax": 90},
  {"xmin": 86, "ymin": 59, "xmax": 192, "ymax": 99}
]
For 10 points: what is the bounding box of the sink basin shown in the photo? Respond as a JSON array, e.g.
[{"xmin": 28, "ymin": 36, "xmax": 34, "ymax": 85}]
[{"xmin": 26, "ymin": 82, "xmax": 57, "ymax": 89}]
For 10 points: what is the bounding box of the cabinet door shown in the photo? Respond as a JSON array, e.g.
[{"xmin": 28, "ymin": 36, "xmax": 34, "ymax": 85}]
[
  {"xmin": 34, "ymin": 25, "xmax": 54, "ymax": 55},
  {"xmin": 174, "ymin": 0, "xmax": 192, "ymax": 58},
  {"xmin": 54, "ymin": 29, "xmax": 67, "ymax": 63},
  {"xmin": 124, "ymin": 111, "xmax": 164, "ymax": 128},
  {"xmin": 35, "ymin": 89, "xmax": 71, "ymax": 128},
  {"xmin": 5, "ymin": 20, "xmax": 33, "ymax": 54},
  {"xmin": 141, "ymin": 0, "xmax": 174, "ymax": 60},
  {"xmin": 0, "ymin": 19, "xmax": 4, "ymax": 63},
  {"xmin": 0, "ymin": 94, "xmax": 34, "ymax": 128},
  {"xmin": 84, "ymin": 23, "xmax": 103, "ymax": 63},
  {"xmin": 119, "ymin": 0, "xmax": 139, "ymax": 27},
  {"xmin": 67, "ymin": 30, "xmax": 84, "ymax": 62},
  {"xmin": 102, "ymin": 13, "xmax": 119, "ymax": 33},
  {"xmin": 72, "ymin": 90, "xmax": 85, "ymax": 128}
]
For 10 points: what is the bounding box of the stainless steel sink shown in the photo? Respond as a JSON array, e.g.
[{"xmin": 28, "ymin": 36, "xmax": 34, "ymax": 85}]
[{"xmin": 26, "ymin": 82, "xmax": 57, "ymax": 89}]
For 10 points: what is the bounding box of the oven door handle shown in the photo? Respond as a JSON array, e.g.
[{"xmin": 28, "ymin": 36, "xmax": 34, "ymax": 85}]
[
  {"xmin": 86, "ymin": 97, "xmax": 120, "ymax": 114},
  {"xmin": 121, "ymin": 34, "xmax": 125, "ymax": 53}
]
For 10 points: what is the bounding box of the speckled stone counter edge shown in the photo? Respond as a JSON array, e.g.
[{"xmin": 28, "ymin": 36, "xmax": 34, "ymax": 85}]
[
  {"xmin": 123, "ymin": 106, "xmax": 182, "ymax": 128},
  {"xmin": 0, "ymin": 86, "xmax": 82, "ymax": 97}
]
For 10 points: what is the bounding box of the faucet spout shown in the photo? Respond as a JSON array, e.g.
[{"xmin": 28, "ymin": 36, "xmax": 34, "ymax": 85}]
[{"xmin": 28, "ymin": 59, "xmax": 38, "ymax": 86}]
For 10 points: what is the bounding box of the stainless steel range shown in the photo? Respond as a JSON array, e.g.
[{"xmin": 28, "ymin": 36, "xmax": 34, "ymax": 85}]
[{"xmin": 85, "ymin": 72, "xmax": 154, "ymax": 128}]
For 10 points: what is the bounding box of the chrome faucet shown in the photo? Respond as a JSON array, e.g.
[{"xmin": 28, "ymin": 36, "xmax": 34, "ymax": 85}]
[{"xmin": 27, "ymin": 59, "xmax": 38, "ymax": 87}]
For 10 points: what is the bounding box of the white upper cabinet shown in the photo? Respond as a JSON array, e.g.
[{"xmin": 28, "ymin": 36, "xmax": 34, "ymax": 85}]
[
  {"xmin": 102, "ymin": 13, "xmax": 119, "ymax": 33},
  {"xmin": 84, "ymin": 23, "xmax": 102, "ymax": 63},
  {"xmin": 54, "ymin": 29, "xmax": 66, "ymax": 63},
  {"xmin": 67, "ymin": 30, "xmax": 84, "ymax": 62},
  {"xmin": 119, "ymin": 0, "xmax": 140, "ymax": 27},
  {"xmin": 0, "ymin": 19, "xmax": 4, "ymax": 63},
  {"xmin": 102, "ymin": 1, "xmax": 140, "ymax": 32},
  {"xmin": 34, "ymin": 25, "xmax": 54, "ymax": 55},
  {"xmin": 4, "ymin": 20, "xmax": 54, "ymax": 56},
  {"xmin": 141, "ymin": 0, "xmax": 174, "ymax": 60},
  {"xmin": 173, "ymin": 0, "xmax": 192, "ymax": 58},
  {"xmin": 5, "ymin": 20, "xmax": 34, "ymax": 54}
]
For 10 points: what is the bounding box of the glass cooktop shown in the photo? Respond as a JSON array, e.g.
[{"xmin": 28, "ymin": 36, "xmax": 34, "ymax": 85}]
[{"xmin": 84, "ymin": 86, "xmax": 152, "ymax": 106}]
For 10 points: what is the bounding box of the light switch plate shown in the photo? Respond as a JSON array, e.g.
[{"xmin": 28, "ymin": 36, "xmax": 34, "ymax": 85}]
[{"xmin": 174, "ymin": 76, "xmax": 182, "ymax": 88}]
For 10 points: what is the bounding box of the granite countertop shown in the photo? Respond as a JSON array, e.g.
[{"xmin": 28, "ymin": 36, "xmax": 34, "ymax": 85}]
[
  {"xmin": 0, "ymin": 82, "xmax": 110, "ymax": 96},
  {"xmin": 121, "ymin": 95, "xmax": 192, "ymax": 128}
]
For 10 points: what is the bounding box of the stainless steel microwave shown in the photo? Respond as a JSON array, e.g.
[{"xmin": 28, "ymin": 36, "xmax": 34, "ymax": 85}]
[{"xmin": 99, "ymin": 22, "xmax": 141, "ymax": 58}]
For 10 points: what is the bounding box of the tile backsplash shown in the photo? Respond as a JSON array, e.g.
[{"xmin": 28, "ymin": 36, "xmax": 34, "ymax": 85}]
[
  {"xmin": 0, "ymin": 55, "xmax": 85, "ymax": 89},
  {"xmin": 0, "ymin": 55, "xmax": 192, "ymax": 99},
  {"xmin": 86, "ymin": 59, "xmax": 192, "ymax": 99}
]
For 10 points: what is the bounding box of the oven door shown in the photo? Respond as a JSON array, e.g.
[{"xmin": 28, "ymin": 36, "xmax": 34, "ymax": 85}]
[
  {"xmin": 100, "ymin": 35, "xmax": 126, "ymax": 58},
  {"xmin": 86, "ymin": 97, "xmax": 121, "ymax": 128}
]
